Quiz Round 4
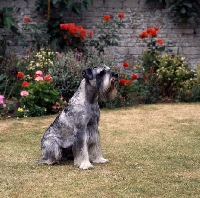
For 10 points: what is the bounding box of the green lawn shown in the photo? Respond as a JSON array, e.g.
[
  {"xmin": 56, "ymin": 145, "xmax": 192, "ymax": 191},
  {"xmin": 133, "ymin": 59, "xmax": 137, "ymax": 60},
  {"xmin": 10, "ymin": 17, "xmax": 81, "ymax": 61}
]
[{"xmin": 0, "ymin": 103, "xmax": 200, "ymax": 198}]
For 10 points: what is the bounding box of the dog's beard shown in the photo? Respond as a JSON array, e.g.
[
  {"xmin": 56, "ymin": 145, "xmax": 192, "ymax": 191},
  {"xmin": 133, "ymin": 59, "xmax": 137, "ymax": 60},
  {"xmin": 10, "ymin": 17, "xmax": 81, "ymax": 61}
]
[{"xmin": 99, "ymin": 79, "xmax": 118, "ymax": 102}]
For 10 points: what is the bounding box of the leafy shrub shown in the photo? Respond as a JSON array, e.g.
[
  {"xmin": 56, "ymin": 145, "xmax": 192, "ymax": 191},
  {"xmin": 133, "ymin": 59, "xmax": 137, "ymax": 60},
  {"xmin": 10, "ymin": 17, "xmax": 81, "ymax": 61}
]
[
  {"xmin": 155, "ymin": 54, "xmax": 196, "ymax": 98},
  {"xmin": 50, "ymin": 50, "xmax": 117, "ymax": 102},
  {"xmin": 17, "ymin": 80, "xmax": 61, "ymax": 117}
]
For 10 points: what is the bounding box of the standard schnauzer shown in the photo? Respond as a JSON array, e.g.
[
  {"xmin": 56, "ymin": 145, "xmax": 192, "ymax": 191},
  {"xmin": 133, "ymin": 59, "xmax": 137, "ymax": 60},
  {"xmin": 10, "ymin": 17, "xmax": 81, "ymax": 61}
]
[{"xmin": 37, "ymin": 66, "xmax": 118, "ymax": 169}]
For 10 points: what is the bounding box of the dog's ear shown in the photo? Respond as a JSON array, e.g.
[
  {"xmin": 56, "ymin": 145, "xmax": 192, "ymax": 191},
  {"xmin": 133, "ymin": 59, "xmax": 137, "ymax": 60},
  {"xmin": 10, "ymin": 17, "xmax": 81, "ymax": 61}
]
[{"xmin": 82, "ymin": 68, "xmax": 93, "ymax": 80}]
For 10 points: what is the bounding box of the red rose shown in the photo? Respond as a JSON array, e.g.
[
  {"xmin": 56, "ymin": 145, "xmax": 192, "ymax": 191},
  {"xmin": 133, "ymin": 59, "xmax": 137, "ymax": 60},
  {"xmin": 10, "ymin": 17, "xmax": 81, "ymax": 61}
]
[
  {"xmin": 123, "ymin": 62, "xmax": 129, "ymax": 67},
  {"xmin": 44, "ymin": 75, "xmax": 53, "ymax": 83},
  {"xmin": 118, "ymin": 13, "xmax": 125, "ymax": 19},
  {"xmin": 131, "ymin": 74, "xmax": 138, "ymax": 79},
  {"xmin": 139, "ymin": 31, "xmax": 148, "ymax": 39},
  {"xmin": 157, "ymin": 39, "xmax": 163, "ymax": 45},
  {"xmin": 119, "ymin": 79, "xmax": 127, "ymax": 85},
  {"xmin": 126, "ymin": 80, "xmax": 132, "ymax": 85},
  {"xmin": 154, "ymin": 26, "xmax": 159, "ymax": 31},
  {"xmin": 22, "ymin": 81, "xmax": 30, "ymax": 87},
  {"xmin": 103, "ymin": 15, "xmax": 111, "ymax": 21},
  {"xmin": 151, "ymin": 30, "xmax": 157, "ymax": 37},
  {"xmin": 17, "ymin": 72, "xmax": 24, "ymax": 79},
  {"xmin": 24, "ymin": 17, "xmax": 30, "ymax": 22},
  {"xmin": 146, "ymin": 28, "xmax": 153, "ymax": 34}
]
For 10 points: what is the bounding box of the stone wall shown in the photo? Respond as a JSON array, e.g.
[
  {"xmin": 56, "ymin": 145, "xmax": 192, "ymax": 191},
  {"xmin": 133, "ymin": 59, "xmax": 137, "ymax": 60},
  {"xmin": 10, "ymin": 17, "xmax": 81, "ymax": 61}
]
[{"xmin": 1, "ymin": 0, "xmax": 200, "ymax": 69}]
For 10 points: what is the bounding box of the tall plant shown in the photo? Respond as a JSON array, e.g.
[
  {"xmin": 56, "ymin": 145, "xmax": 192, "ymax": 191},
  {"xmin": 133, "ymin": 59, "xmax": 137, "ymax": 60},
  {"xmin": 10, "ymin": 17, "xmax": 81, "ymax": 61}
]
[{"xmin": 35, "ymin": 0, "xmax": 93, "ymax": 48}]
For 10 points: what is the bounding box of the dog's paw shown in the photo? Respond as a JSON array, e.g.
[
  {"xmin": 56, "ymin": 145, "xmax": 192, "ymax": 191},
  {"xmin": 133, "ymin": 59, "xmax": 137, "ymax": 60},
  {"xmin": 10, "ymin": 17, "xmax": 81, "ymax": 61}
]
[
  {"xmin": 79, "ymin": 161, "xmax": 94, "ymax": 170},
  {"xmin": 92, "ymin": 157, "xmax": 109, "ymax": 164}
]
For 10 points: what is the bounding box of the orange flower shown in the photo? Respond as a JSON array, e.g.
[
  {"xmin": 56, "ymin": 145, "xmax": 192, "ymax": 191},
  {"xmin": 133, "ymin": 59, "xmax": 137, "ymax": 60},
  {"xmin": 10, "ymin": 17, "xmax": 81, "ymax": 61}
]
[
  {"xmin": 157, "ymin": 39, "xmax": 163, "ymax": 45},
  {"xmin": 150, "ymin": 30, "xmax": 157, "ymax": 37},
  {"xmin": 146, "ymin": 28, "xmax": 153, "ymax": 34},
  {"xmin": 103, "ymin": 15, "xmax": 111, "ymax": 21},
  {"xmin": 139, "ymin": 31, "xmax": 148, "ymax": 39},
  {"xmin": 24, "ymin": 17, "xmax": 30, "ymax": 22},
  {"xmin": 123, "ymin": 62, "xmax": 129, "ymax": 67},
  {"xmin": 79, "ymin": 29, "xmax": 87, "ymax": 40},
  {"xmin": 118, "ymin": 13, "xmax": 125, "ymax": 19}
]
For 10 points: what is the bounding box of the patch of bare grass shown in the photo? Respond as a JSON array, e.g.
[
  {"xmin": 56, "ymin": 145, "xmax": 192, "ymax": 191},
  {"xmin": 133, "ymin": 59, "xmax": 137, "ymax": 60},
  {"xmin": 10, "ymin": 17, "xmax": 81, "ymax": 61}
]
[{"xmin": 0, "ymin": 103, "xmax": 200, "ymax": 197}]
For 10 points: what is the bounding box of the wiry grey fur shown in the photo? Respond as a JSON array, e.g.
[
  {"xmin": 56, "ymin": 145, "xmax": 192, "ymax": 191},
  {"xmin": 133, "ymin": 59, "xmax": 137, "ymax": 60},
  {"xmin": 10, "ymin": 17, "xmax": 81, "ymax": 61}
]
[{"xmin": 37, "ymin": 66, "xmax": 118, "ymax": 169}]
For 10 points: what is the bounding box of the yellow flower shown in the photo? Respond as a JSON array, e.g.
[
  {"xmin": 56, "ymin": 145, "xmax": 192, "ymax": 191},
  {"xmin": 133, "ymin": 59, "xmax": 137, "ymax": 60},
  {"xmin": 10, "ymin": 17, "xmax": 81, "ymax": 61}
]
[{"xmin": 18, "ymin": 107, "xmax": 23, "ymax": 112}]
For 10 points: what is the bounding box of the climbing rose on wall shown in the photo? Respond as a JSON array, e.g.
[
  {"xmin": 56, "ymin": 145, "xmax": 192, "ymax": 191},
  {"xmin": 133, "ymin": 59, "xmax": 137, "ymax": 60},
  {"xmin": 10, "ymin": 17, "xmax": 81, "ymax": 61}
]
[
  {"xmin": 157, "ymin": 39, "xmax": 163, "ymax": 45},
  {"xmin": 103, "ymin": 15, "xmax": 111, "ymax": 21},
  {"xmin": 139, "ymin": 31, "xmax": 148, "ymax": 39},
  {"xmin": 24, "ymin": 17, "xmax": 30, "ymax": 22},
  {"xmin": 139, "ymin": 26, "xmax": 159, "ymax": 38},
  {"xmin": 60, "ymin": 23, "xmax": 93, "ymax": 40},
  {"xmin": 123, "ymin": 62, "xmax": 129, "ymax": 67},
  {"xmin": 118, "ymin": 13, "xmax": 125, "ymax": 19}
]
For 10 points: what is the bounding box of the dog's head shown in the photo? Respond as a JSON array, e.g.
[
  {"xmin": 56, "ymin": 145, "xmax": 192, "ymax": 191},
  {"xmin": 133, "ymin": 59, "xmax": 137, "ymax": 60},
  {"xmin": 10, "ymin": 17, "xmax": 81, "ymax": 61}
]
[{"xmin": 82, "ymin": 66, "xmax": 118, "ymax": 102}]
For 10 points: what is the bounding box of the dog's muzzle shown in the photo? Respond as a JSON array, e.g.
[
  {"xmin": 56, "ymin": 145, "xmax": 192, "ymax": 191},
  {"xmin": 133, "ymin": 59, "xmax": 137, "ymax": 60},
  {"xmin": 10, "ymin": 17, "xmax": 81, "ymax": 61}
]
[{"xmin": 111, "ymin": 72, "xmax": 119, "ymax": 85}]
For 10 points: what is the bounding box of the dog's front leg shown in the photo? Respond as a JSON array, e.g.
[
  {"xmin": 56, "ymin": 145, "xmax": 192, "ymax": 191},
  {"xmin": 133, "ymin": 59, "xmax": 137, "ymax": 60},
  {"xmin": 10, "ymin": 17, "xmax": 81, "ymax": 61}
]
[
  {"xmin": 88, "ymin": 129, "xmax": 108, "ymax": 164},
  {"xmin": 73, "ymin": 130, "xmax": 94, "ymax": 170}
]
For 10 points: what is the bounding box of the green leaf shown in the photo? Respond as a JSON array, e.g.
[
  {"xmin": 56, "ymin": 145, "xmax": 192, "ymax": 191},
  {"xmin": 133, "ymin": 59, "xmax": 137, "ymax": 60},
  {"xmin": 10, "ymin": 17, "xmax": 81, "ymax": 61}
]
[
  {"xmin": 3, "ymin": 17, "xmax": 14, "ymax": 29},
  {"xmin": 81, "ymin": 2, "xmax": 87, "ymax": 11},
  {"xmin": 72, "ymin": 5, "xmax": 80, "ymax": 14},
  {"xmin": 52, "ymin": 0, "xmax": 60, "ymax": 4},
  {"xmin": 0, "ymin": 74, "xmax": 5, "ymax": 81},
  {"xmin": 180, "ymin": 7, "xmax": 186, "ymax": 13},
  {"xmin": 84, "ymin": 0, "xmax": 93, "ymax": 6},
  {"xmin": 182, "ymin": 2, "xmax": 192, "ymax": 8}
]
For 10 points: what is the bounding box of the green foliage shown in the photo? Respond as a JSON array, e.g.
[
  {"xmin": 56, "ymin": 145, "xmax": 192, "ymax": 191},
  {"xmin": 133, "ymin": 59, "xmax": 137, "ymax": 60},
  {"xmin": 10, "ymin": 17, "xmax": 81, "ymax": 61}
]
[
  {"xmin": 145, "ymin": 0, "xmax": 165, "ymax": 4},
  {"xmin": 35, "ymin": 0, "xmax": 93, "ymax": 48},
  {"xmin": 0, "ymin": 52, "xmax": 20, "ymax": 98},
  {"xmin": 176, "ymin": 84, "xmax": 200, "ymax": 102},
  {"xmin": 155, "ymin": 54, "xmax": 196, "ymax": 97},
  {"xmin": 0, "ymin": 7, "xmax": 19, "ymax": 34},
  {"xmin": 89, "ymin": 14, "xmax": 125, "ymax": 54},
  {"xmin": 145, "ymin": 0, "xmax": 200, "ymax": 22},
  {"xmin": 168, "ymin": 0, "xmax": 200, "ymax": 22},
  {"xmin": 0, "ymin": 7, "xmax": 20, "ymax": 62}
]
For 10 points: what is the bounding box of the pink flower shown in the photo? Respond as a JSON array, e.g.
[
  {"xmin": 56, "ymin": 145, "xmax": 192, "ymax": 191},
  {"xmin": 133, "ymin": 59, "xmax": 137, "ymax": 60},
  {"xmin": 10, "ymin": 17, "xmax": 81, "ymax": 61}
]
[
  {"xmin": 20, "ymin": 91, "xmax": 29, "ymax": 97},
  {"xmin": 35, "ymin": 70, "xmax": 43, "ymax": 76},
  {"xmin": 35, "ymin": 76, "xmax": 44, "ymax": 81},
  {"xmin": 0, "ymin": 95, "xmax": 4, "ymax": 104}
]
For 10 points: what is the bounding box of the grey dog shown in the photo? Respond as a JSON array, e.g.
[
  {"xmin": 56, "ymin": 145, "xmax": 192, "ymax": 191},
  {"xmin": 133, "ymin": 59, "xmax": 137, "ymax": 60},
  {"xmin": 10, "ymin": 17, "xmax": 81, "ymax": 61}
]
[{"xmin": 37, "ymin": 66, "xmax": 118, "ymax": 169}]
